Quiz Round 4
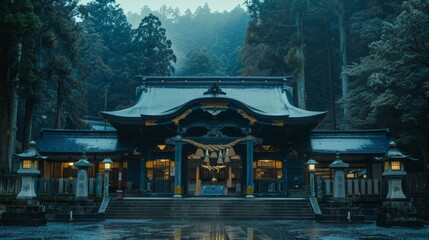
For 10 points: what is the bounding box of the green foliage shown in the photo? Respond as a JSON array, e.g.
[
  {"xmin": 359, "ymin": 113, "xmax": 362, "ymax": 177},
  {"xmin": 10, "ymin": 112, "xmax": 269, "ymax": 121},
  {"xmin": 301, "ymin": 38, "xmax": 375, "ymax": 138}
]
[
  {"xmin": 82, "ymin": 0, "xmax": 134, "ymax": 112},
  {"xmin": 241, "ymin": 0, "xmax": 294, "ymax": 76},
  {"xmin": 128, "ymin": 5, "xmax": 248, "ymax": 76},
  {"xmin": 346, "ymin": 0, "xmax": 429, "ymax": 157},
  {"xmin": 183, "ymin": 48, "xmax": 217, "ymax": 76},
  {"xmin": 131, "ymin": 14, "xmax": 176, "ymax": 76},
  {"xmin": 37, "ymin": 0, "xmax": 86, "ymax": 129}
]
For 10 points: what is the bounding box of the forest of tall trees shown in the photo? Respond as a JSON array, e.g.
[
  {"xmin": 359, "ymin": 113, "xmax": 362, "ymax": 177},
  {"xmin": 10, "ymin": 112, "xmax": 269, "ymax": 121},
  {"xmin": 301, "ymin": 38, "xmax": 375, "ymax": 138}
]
[{"xmin": 0, "ymin": 0, "xmax": 428, "ymax": 173}]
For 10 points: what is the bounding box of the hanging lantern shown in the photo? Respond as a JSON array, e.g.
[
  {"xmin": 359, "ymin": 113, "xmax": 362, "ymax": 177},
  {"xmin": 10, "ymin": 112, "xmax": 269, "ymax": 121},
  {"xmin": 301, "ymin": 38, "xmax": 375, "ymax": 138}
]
[
  {"xmin": 195, "ymin": 148, "xmax": 204, "ymax": 157},
  {"xmin": 217, "ymin": 157, "xmax": 224, "ymax": 165},
  {"xmin": 227, "ymin": 147, "xmax": 236, "ymax": 156}
]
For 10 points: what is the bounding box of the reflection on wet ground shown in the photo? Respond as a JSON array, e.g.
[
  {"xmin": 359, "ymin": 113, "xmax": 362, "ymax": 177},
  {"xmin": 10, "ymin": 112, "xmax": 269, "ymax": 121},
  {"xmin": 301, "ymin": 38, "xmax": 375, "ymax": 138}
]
[{"xmin": 0, "ymin": 219, "xmax": 427, "ymax": 240}]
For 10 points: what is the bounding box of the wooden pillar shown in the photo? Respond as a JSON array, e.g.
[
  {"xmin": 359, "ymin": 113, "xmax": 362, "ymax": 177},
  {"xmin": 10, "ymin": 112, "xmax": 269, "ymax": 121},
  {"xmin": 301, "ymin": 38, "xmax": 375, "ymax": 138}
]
[
  {"xmin": 227, "ymin": 165, "xmax": 232, "ymax": 188},
  {"xmin": 174, "ymin": 141, "xmax": 183, "ymax": 197},
  {"xmin": 195, "ymin": 165, "xmax": 200, "ymax": 195},
  {"xmin": 282, "ymin": 159, "xmax": 288, "ymax": 192},
  {"xmin": 245, "ymin": 139, "xmax": 254, "ymax": 198},
  {"xmin": 140, "ymin": 158, "xmax": 146, "ymax": 190}
]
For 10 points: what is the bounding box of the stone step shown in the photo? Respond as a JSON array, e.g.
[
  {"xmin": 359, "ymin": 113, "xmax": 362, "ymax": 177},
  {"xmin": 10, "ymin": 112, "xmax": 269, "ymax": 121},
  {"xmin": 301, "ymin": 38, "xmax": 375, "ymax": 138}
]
[{"xmin": 105, "ymin": 198, "xmax": 314, "ymax": 220}]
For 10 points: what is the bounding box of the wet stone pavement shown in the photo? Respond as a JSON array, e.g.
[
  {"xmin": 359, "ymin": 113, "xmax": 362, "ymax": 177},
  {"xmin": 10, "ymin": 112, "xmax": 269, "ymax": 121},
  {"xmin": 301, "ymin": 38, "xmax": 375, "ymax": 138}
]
[{"xmin": 0, "ymin": 220, "xmax": 428, "ymax": 240}]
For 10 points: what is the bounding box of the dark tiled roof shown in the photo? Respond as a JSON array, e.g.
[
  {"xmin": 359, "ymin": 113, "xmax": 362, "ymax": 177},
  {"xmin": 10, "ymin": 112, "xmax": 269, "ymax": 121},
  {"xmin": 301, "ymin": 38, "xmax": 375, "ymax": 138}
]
[
  {"xmin": 310, "ymin": 129, "xmax": 391, "ymax": 155},
  {"xmin": 101, "ymin": 76, "xmax": 326, "ymax": 121},
  {"xmin": 36, "ymin": 129, "xmax": 132, "ymax": 154}
]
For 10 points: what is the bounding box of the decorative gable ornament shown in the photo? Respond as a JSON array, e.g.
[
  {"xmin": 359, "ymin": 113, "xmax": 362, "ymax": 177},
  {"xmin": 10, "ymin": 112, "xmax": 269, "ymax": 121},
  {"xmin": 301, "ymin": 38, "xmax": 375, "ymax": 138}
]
[{"xmin": 203, "ymin": 83, "xmax": 226, "ymax": 96}]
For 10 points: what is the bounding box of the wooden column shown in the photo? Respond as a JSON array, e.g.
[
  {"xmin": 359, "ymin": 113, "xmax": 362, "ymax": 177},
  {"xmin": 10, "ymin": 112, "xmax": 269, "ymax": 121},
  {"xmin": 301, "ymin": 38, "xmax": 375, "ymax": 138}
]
[
  {"xmin": 195, "ymin": 165, "xmax": 200, "ymax": 195},
  {"xmin": 282, "ymin": 158, "xmax": 288, "ymax": 192},
  {"xmin": 140, "ymin": 158, "xmax": 146, "ymax": 190},
  {"xmin": 174, "ymin": 141, "xmax": 183, "ymax": 197},
  {"xmin": 227, "ymin": 165, "xmax": 232, "ymax": 188},
  {"xmin": 245, "ymin": 139, "xmax": 254, "ymax": 198}
]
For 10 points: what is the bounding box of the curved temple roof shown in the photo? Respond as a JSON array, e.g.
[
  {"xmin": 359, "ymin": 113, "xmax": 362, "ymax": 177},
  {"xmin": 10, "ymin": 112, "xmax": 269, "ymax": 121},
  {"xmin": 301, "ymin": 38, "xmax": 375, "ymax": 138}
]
[{"xmin": 101, "ymin": 77, "xmax": 326, "ymax": 124}]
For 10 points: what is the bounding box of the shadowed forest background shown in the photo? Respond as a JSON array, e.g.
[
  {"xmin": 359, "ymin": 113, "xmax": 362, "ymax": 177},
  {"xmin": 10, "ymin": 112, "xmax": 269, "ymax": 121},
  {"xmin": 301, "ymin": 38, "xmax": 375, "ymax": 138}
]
[{"xmin": 0, "ymin": 0, "xmax": 428, "ymax": 173}]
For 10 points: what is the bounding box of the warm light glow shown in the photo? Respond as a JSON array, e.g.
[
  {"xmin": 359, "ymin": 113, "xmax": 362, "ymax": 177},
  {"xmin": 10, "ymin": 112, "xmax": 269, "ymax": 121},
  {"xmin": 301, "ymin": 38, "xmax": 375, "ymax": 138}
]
[
  {"xmin": 105, "ymin": 163, "xmax": 111, "ymax": 169},
  {"xmin": 391, "ymin": 161, "xmax": 401, "ymax": 171},
  {"xmin": 308, "ymin": 164, "xmax": 315, "ymax": 171},
  {"xmin": 201, "ymin": 164, "xmax": 226, "ymax": 172},
  {"xmin": 384, "ymin": 162, "xmax": 389, "ymax": 171},
  {"xmin": 68, "ymin": 162, "xmax": 74, "ymax": 167},
  {"xmin": 347, "ymin": 173, "xmax": 355, "ymax": 178},
  {"xmin": 22, "ymin": 160, "xmax": 32, "ymax": 169},
  {"xmin": 157, "ymin": 145, "xmax": 166, "ymax": 151},
  {"xmin": 34, "ymin": 160, "xmax": 39, "ymax": 170}
]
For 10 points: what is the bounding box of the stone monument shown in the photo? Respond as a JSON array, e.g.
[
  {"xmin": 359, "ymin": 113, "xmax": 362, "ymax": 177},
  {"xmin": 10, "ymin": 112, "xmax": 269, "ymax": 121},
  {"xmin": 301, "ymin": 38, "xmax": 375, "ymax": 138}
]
[
  {"xmin": 329, "ymin": 153, "xmax": 349, "ymax": 201},
  {"xmin": 74, "ymin": 154, "xmax": 93, "ymax": 200}
]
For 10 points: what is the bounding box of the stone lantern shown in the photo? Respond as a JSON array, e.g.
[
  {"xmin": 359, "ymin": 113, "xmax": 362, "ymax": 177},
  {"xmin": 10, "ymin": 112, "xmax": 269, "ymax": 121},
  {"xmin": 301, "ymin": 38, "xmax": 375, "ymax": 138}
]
[
  {"xmin": 73, "ymin": 154, "xmax": 93, "ymax": 200},
  {"xmin": 305, "ymin": 158, "xmax": 318, "ymax": 197},
  {"xmin": 102, "ymin": 157, "xmax": 113, "ymax": 197},
  {"xmin": 376, "ymin": 141, "xmax": 423, "ymax": 227},
  {"xmin": 379, "ymin": 141, "xmax": 411, "ymax": 200},
  {"xmin": 15, "ymin": 141, "xmax": 47, "ymax": 200},
  {"xmin": 329, "ymin": 153, "xmax": 349, "ymax": 201}
]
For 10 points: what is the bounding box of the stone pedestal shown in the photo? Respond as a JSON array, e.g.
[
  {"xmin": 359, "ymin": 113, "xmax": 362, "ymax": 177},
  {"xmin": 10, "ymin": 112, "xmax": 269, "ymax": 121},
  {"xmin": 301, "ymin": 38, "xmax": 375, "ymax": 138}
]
[
  {"xmin": 1, "ymin": 203, "xmax": 46, "ymax": 226},
  {"xmin": 74, "ymin": 156, "xmax": 93, "ymax": 200},
  {"xmin": 318, "ymin": 201, "xmax": 365, "ymax": 223},
  {"xmin": 383, "ymin": 171, "xmax": 406, "ymax": 200},
  {"xmin": 17, "ymin": 174, "xmax": 38, "ymax": 200},
  {"xmin": 376, "ymin": 201, "xmax": 423, "ymax": 228}
]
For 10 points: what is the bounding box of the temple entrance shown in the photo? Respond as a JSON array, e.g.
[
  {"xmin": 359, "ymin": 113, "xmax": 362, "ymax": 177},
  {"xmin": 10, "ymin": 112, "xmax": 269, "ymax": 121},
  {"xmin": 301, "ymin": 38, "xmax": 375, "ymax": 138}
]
[{"xmin": 187, "ymin": 154, "xmax": 243, "ymax": 196}]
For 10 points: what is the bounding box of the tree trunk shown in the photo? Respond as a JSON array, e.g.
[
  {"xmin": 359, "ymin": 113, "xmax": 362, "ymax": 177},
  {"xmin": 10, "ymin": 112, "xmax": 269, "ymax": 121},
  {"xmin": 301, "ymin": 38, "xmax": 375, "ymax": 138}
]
[
  {"xmin": 423, "ymin": 138, "xmax": 429, "ymax": 172},
  {"xmin": 325, "ymin": 16, "xmax": 336, "ymax": 129},
  {"xmin": 0, "ymin": 102, "xmax": 10, "ymax": 174},
  {"xmin": 296, "ymin": 11, "xmax": 306, "ymax": 110},
  {"xmin": 22, "ymin": 98, "xmax": 34, "ymax": 150},
  {"xmin": 7, "ymin": 42, "xmax": 22, "ymax": 172},
  {"xmin": 338, "ymin": 3, "xmax": 349, "ymax": 128},
  {"xmin": 55, "ymin": 77, "xmax": 63, "ymax": 129}
]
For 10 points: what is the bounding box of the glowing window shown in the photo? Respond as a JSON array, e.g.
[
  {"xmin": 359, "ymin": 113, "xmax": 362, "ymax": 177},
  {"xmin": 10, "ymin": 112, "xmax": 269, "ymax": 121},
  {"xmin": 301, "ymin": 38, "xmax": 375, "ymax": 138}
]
[
  {"xmin": 384, "ymin": 162, "xmax": 389, "ymax": 171},
  {"xmin": 34, "ymin": 160, "xmax": 39, "ymax": 170},
  {"xmin": 22, "ymin": 160, "xmax": 32, "ymax": 169},
  {"xmin": 391, "ymin": 161, "xmax": 401, "ymax": 171}
]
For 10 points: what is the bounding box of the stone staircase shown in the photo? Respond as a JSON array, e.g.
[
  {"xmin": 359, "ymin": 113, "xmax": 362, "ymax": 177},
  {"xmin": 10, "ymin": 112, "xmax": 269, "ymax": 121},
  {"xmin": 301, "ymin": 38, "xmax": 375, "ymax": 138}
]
[{"xmin": 105, "ymin": 198, "xmax": 314, "ymax": 220}]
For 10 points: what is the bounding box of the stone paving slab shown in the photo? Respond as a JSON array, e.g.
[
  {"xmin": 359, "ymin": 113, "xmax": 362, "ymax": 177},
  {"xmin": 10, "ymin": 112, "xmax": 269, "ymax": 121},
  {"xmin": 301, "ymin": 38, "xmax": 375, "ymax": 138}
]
[
  {"xmin": 0, "ymin": 219, "xmax": 427, "ymax": 240},
  {"xmin": 225, "ymin": 226, "xmax": 248, "ymax": 239}
]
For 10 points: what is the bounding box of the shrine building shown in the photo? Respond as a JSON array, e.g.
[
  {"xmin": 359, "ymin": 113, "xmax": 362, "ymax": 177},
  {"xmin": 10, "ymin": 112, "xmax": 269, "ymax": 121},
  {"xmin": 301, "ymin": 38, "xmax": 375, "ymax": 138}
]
[{"xmin": 35, "ymin": 76, "xmax": 391, "ymax": 197}]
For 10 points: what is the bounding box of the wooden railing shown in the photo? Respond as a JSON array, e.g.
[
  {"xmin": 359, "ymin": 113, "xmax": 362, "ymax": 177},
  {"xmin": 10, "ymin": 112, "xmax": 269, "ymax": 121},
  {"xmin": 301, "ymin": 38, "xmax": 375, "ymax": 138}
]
[
  {"xmin": 0, "ymin": 176, "xmax": 21, "ymax": 194},
  {"xmin": 35, "ymin": 178, "xmax": 101, "ymax": 195},
  {"xmin": 0, "ymin": 176, "xmax": 102, "ymax": 196},
  {"xmin": 322, "ymin": 178, "xmax": 386, "ymax": 196}
]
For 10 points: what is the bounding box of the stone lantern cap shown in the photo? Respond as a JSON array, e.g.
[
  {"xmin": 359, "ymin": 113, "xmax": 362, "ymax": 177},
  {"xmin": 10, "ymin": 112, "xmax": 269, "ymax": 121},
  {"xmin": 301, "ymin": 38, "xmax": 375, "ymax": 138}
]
[
  {"xmin": 73, "ymin": 154, "xmax": 93, "ymax": 168},
  {"xmin": 375, "ymin": 141, "xmax": 417, "ymax": 162},
  {"xmin": 305, "ymin": 159, "xmax": 319, "ymax": 165},
  {"xmin": 14, "ymin": 141, "xmax": 48, "ymax": 160},
  {"xmin": 329, "ymin": 153, "xmax": 349, "ymax": 169}
]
